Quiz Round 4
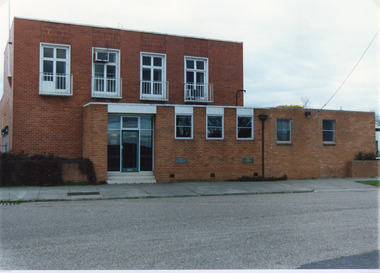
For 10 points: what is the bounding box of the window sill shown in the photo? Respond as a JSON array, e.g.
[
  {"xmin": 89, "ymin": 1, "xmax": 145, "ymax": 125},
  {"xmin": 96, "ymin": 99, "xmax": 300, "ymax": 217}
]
[
  {"xmin": 323, "ymin": 142, "xmax": 336, "ymax": 146},
  {"xmin": 277, "ymin": 142, "xmax": 292, "ymax": 146},
  {"xmin": 92, "ymin": 93, "xmax": 122, "ymax": 99},
  {"xmin": 39, "ymin": 90, "xmax": 72, "ymax": 96},
  {"xmin": 140, "ymin": 96, "xmax": 168, "ymax": 102}
]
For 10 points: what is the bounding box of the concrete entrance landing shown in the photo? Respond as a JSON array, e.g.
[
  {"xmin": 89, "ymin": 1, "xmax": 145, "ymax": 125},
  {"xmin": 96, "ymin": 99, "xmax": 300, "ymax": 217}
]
[{"xmin": 107, "ymin": 172, "xmax": 156, "ymax": 184}]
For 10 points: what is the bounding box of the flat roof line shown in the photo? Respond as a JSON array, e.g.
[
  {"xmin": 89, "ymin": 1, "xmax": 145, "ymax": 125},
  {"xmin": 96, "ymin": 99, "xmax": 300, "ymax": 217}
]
[{"xmin": 13, "ymin": 17, "xmax": 243, "ymax": 44}]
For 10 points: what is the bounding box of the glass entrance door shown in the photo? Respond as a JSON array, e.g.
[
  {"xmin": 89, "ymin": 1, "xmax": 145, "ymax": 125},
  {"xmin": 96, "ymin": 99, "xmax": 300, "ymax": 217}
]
[
  {"xmin": 107, "ymin": 115, "xmax": 154, "ymax": 173},
  {"xmin": 122, "ymin": 130, "xmax": 139, "ymax": 172}
]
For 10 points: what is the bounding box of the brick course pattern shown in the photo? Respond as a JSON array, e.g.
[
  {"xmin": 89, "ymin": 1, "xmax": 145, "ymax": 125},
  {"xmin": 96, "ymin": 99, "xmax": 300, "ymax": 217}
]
[
  {"xmin": 2, "ymin": 18, "xmax": 243, "ymax": 160},
  {"xmin": 348, "ymin": 160, "xmax": 380, "ymax": 178},
  {"xmin": 0, "ymin": 18, "xmax": 377, "ymax": 183}
]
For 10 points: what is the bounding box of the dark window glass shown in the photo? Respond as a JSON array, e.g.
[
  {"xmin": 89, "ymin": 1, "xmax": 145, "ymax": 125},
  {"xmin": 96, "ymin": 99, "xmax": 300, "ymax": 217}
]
[
  {"xmin": 123, "ymin": 117, "xmax": 138, "ymax": 128},
  {"xmin": 238, "ymin": 117, "xmax": 252, "ymax": 139},
  {"xmin": 43, "ymin": 61, "xmax": 53, "ymax": 73},
  {"xmin": 56, "ymin": 62, "xmax": 66, "ymax": 74},
  {"xmin": 140, "ymin": 116, "xmax": 153, "ymax": 130},
  {"xmin": 186, "ymin": 60, "xmax": 194, "ymax": 69},
  {"xmin": 153, "ymin": 57, "xmax": 162, "ymax": 67},
  {"xmin": 43, "ymin": 48, "xmax": 54, "ymax": 58},
  {"xmin": 107, "ymin": 65, "xmax": 116, "ymax": 78},
  {"xmin": 108, "ymin": 116, "xmax": 120, "ymax": 129},
  {"xmin": 95, "ymin": 64, "xmax": 104, "ymax": 77},
  {"xmin": 108, "ymin": 53, "xmax": 116, "ymax": 63},
  {"xmin": 107, "ymin": 130, "xmax": 120, "ymax": 171},
  {"xmin": 323, "ymin": 120, "xmax": 335, "ymax": 142},
  {"xmin": 153, "ymin": 69, "xmax": 162, "ymax": 81},
  {"xmin": 140, "ymin": 130, "xmax": 153, "ymax": 171},
  {"xmin": 56, "ymin": 48, "xmax": 66, "ymax": 59},
  {"xmin": 207, "ymin": 116, "xmax": 223, "ymax": 139},
  {"xmin": 143, "ymin": 69, "xmax": 151, "ymax": 81},
  {"xmin": 276, "ymin": 119, "xmax": 291, "ymax": 142},
  {"xmin": 186, "ymin": 71, "xmax": 194, "ymax": 83},
  {"xmin": 143, "ymin": 56, "xmax": 151, "ymax": 66},
  {"xmin": 176, "ymin": 115, "xmax": 192, "ymax": 138},
  {"xmin": 196, "ymin": 61, "xmax": 204, "ymax": 70}
]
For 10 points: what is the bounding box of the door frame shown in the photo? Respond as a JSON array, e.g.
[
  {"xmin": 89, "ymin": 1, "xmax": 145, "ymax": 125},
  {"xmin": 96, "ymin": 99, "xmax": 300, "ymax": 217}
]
[
  {"xmin": 121, "ymin": 130, "xmax": 139, "ymax": 172},
  {"xmin": 110, "ymin": 115, "xmax": 154, "ymax": 173}
]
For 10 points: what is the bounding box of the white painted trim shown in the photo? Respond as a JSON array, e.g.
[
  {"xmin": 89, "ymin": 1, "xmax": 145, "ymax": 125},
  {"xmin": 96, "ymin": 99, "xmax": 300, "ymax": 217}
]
[
  {"xmin": 237, "ymin": 108, "xmax": 253, "ymax": 116},
  {"xmin": 91, "ymin": 47, "xmax": 121, "ymax": 98},
  {"xmin": 175, "ymin": 106, "xmax": 193, "ymax": 114},
  {"xmin": 206, "ymin": 107, "xmax": 224, "ymax": 115},
  {"xmin": 108, "ymin": 104, "xmax": 157, "ymax": 114}
]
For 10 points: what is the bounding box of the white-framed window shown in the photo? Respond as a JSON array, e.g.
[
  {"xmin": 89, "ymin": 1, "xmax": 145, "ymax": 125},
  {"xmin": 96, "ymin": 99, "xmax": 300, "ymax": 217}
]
[
  {"xmin": 323, "ymin": 120, "xmax": 335, "ymax": 142},
  {"xmin": 237, "ymin": 108, "xmax": 254, "ymax": 140},
  {"xmin": 207, "ymin": 116, "xmax": 223, "ymax": 139},
  {"xmin": 175, "ymin": 107, "xmax": 193, "ymax": 139},
  {"xmin": 140, "ymin": 52, "xmax": 167, "ymax": 101},
  {"xmin": 206, "ymin": 107, "xmax": 224, "ymax": 140},
  {"xmin": 277, "ymin": 118, "xmax": 291, "ymax": 142},
  {"xmin": 176, "ymin": 115, "xmax": 193, "ymax": 139},
  {"xmin": 39, "ymin": 43, "xmax": 72, "ymax": 95},
  {"xmin": 237, "ymin": 116, "xmax": 253, "ymax": 139},
  {"xmin": 92, "ymin": 48, "xmax": 121, "ymax": 98},
  {"xmin": 184, "ymin": 56, "xmax": 211, "ymax": 102}
]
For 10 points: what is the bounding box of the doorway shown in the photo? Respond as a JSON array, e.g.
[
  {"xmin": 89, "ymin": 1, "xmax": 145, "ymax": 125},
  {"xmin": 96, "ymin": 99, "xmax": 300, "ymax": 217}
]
[{"xmin": 107, "ymin": 115, "xmax": 153, "ymax": 173}]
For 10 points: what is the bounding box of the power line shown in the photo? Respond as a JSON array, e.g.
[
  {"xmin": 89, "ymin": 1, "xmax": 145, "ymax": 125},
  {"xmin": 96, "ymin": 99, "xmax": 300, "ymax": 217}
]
[{"xmin": 316, "ymin": 28, "xmax": 379, "ymax": 118}]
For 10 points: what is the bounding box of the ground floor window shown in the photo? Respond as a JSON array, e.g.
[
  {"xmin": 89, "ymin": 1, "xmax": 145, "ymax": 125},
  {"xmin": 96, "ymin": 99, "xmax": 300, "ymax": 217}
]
[
  {"xmin": 207, "ymin": 115, "xmax": 223, "ymax": 139},
  {"xmin": 237, "ymin": 116, "xmax": 253, "ymax": 139},
  {"xmin": 176, "ymin": 115, "xmax": 192, "ymax": 139},
  {"xmin": 323, "ymin": 120, "xmax": 335, "ymax": 142},
  {"xmin": 107, "ymin": 115, "xmax": 153, "ymax": 172},
  {"xmin": 277, "ymin": 118, "xmax": 291, "ymax": 142}
]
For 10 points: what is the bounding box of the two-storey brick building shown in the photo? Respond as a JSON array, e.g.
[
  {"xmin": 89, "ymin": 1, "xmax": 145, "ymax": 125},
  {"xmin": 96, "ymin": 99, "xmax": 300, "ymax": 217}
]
[{"xmin": 0, "ymin": 18, "xmax": 376, "ymax": 183}]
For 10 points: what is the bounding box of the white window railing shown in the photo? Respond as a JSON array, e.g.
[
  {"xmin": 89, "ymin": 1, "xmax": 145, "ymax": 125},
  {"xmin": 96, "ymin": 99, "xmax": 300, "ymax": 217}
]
[
  {"xmin": 92, "ymin": 77, "xmax": 122, "ymax": 98},
  {"xmin": 39, "ymin": 73, "xmax": 73, "ymax": 96},
  {"xmin": 140, "ymin": 81, "xmax": 169, "ymax": 101},
  {"xmin": 184, "ymin": 83, "xmax": 213, "ymax": 103}
]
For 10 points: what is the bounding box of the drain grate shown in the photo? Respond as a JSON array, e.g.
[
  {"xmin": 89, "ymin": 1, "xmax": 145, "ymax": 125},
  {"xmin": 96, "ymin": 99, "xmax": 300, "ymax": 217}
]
[
  {"xmin": 67, "ymin": 192, "xmax": 100, "ymax": 196},
  {"xmin": 0, "ymin": 202, "xmax": 20, "ymax": 206}
]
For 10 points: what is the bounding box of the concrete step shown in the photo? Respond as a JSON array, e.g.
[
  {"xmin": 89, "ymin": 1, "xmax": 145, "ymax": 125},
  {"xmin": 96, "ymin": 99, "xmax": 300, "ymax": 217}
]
[{"xmin": 107, "ymin": 172, "xmax": 156, "ymax": 184}]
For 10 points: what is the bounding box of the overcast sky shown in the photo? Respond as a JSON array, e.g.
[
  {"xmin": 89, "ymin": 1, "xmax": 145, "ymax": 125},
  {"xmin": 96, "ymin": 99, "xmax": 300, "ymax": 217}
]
[{"xmin": 0, "ymin": 0, "xmax": 379, "ymax": 113}]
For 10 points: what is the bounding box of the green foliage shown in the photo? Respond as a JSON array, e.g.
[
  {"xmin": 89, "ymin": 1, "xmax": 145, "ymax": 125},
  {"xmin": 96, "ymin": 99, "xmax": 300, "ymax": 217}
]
[
  {"xmin": 0, "ymin": 153, "xmax": 97, "ymax": 186},
  {"xmin": 276, "ymin": 105, "xmax": 303, "ymax": 109},
  {"xmin": 354, "ymin": 152, "xmax": 377, "ymax": 160},
  {"xmin": 0, "ymin": 152, "xmax": 63, "ymax": 186},
  {"xmin": 356, "ymin": 180, "xmax": 380, "ymax": 187},
  {"xmin": 77, "ymin": 157, "xmax": 97, "ymax": 185}
]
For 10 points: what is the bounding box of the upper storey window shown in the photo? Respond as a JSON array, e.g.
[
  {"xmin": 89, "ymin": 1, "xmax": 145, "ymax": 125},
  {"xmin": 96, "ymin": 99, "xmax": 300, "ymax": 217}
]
[
  {"xmin": 140, "ymin": 53, "xmax": 168, "ymax": 101},
  {"xmin": 39, "ymin": 43, "xmax": 72, "ymax": 96},
  {"xmin": 92, "ymin": 48, "xmax": 121, "ymax": 98},
  {"xmin": 184, "ymin": 57, "xmax": 213, "ymax": 103}
]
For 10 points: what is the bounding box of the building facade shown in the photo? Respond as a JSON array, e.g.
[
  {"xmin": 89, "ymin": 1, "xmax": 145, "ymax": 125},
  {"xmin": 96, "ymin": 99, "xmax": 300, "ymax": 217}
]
[{"xmin": 0, "ymin": 18, "xmax": 376, "ymax": 183}]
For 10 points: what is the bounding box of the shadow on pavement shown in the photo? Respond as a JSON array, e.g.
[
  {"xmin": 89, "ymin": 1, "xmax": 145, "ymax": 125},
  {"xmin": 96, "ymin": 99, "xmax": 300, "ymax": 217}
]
[{"xmin": 298, "ymin": 250, "xmax": 379, "ymax": 269}]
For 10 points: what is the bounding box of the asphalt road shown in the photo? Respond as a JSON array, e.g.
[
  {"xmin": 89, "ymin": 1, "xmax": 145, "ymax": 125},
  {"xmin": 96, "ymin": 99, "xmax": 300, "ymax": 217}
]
[{"xmin": 0, "ymin": 190, "xmax": 378, "ymax": 269}]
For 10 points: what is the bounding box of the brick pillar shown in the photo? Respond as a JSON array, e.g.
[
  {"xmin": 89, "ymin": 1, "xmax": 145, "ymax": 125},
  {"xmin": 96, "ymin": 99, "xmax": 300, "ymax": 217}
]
[{"xmin": 83, "ymin": 104, "xmax": 108, "ymax": 182}]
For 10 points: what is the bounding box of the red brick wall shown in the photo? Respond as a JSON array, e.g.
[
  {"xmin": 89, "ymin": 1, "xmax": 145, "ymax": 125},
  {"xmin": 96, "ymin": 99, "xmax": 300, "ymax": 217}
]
[
  {"xmin": 7, "ymin": 17, "xmax": 243, "ymax": 159},
  {"xmin": 348, "ymin": 160, "xmax": 380, "ymax": 177},
  {"xmin": 83, "ymin": 104, "xmax": 107, "ymax": 182},
  {"xmin": 154, "ymin": 107, "xmax": 375, "ymax": 182},
  {"xmin": 263, "ymin": 108, "xmax": 376, "ymax": 179},
  {"xmin": 154, "ymin": 106, "xmax": 260, "ymax": 182}
]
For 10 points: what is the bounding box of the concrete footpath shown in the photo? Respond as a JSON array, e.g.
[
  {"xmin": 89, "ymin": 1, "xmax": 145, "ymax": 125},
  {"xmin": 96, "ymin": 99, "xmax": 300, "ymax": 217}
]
[{"xmin": 0, "ymin": 177, "xmax": 378, "ymax": 202}]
